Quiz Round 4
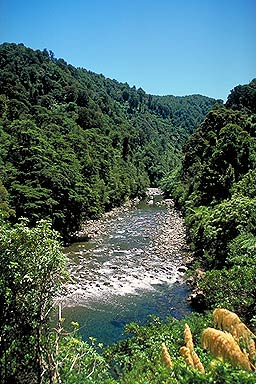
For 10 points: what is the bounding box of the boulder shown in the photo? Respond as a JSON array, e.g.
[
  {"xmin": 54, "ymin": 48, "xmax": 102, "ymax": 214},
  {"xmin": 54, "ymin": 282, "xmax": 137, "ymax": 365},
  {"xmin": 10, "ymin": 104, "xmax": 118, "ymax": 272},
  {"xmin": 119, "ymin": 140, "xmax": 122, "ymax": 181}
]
[{"xmin": 188, "ymin": 290, "xmax": 206, "ymax": 311}]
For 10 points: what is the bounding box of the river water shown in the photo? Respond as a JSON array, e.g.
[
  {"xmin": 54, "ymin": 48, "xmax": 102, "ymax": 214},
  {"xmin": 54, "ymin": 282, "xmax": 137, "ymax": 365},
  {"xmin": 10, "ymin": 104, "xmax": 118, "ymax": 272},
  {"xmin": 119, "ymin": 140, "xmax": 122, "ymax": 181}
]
[{"xmin": 58, "ymin": 197, "xmax": 192, "ymax": 345}]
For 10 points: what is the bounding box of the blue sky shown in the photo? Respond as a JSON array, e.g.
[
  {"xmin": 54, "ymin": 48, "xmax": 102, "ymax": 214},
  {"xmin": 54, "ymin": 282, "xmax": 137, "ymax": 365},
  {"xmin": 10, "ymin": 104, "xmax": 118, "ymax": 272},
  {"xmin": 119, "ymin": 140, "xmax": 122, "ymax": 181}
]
[{"xmin": 1, "ymin": 0, "xmax": 255, "ymax": 100}]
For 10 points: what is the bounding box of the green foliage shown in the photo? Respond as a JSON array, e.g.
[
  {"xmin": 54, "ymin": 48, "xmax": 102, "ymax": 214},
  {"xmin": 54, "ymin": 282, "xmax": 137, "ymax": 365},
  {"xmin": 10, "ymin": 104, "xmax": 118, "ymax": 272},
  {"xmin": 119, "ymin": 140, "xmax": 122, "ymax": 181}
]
[
  {"xmin": 5, "ymin": 43, "xmax": 256, "ymax": 383},
  {"xmin": 186, "ymin": 195, "xmax": 256, "ymax": 267},
  {"xmin": 180, "ymin": 109, "xmax": 255, "ymax": 206},
  {"xmin": 0, "ymin": 215, "xmax": 116, "ymax": 383},
  {"xmin": 104, "ymin": 314, "xmax": 256, "ymax": 383},
  {"xmin": 232, "ymin": 169, "xmax": 256, "ymax": 198},
  {"xmin": 0, "ymin": 181, "xmax": 15, "ymax": 218},
  {"xmin": 198, "ymin": 233, "xmax": 256, "ymax": 320},
  {"xmin": 0, "ymin": 218, "xmax": 67, "ymax": 383},
  {"xmin": 162, "ymin": 80, "xmax": 256, "ymax": 321},
  {"xmin": 56, "ymin": 322, "xmax": 116, "ymax": 384},
  {"xmin": 0, "ymin": 42, "xmax": 215, "ymax": 240},
  {"xmin": 160, "ymin": 166, "xmax": 188, "ymax": 207},
  {"xmin": 226, "ymin": 79, "xmax": 256, "ymax": 114},
  {"xmin": 199, "ymin": 266, "xmax": 256, "ymax": 320}
]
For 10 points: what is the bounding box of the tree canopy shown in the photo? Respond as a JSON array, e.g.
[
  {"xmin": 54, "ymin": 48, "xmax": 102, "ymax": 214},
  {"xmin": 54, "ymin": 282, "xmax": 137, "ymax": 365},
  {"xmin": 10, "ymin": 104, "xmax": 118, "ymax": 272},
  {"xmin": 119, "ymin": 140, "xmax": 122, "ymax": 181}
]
[
  {"xmin": 161, "ymin": 79, "xmax": 256, "ymax": 321},
  {"xmin": 0, "ymin": 43, "xmax": 255, "ymax": 383},
  {"xmin": 0, "ymin": 42, "xmax": 215, "ymax": 240}
]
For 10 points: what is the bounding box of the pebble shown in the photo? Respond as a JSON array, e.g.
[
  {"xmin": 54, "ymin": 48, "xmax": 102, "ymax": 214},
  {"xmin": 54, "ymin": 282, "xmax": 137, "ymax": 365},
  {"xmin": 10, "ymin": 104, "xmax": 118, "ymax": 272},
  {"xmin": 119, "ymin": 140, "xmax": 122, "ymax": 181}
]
[{"xmin": 57, "ymin": 188, "xmax": 193, "ymax": 306}]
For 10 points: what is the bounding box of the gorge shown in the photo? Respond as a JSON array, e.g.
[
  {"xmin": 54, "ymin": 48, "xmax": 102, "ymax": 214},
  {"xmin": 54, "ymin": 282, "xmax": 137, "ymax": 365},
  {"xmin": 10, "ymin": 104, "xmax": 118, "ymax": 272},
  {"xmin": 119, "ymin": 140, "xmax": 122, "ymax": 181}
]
[
  {"xmin": 58, "ymin": 191, "xmax": 192, "ymax": 345},
  {"xmin": 1, "ymin": 43, "xmax": 255, "ymax": 383}
]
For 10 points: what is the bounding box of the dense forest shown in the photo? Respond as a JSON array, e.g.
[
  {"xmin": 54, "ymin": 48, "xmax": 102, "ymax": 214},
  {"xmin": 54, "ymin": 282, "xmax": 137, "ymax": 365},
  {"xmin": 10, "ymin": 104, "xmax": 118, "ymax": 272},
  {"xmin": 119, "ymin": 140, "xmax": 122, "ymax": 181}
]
[
  {"xmin": 161, "ymin": 78, "xmax": 256, "ymax": 322},
  {"xmin": 0, "ymin": 42, "xmax": 215, "ymax": 241},
  {"xmin": 1, "ymin": 42, "xmax": 255, "ymax": 383}
]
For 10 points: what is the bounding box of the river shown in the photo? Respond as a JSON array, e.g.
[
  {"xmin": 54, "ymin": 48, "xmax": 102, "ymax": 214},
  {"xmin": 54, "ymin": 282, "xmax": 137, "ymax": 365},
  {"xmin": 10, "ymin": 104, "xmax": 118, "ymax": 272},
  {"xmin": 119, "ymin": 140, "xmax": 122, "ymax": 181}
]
[{"xmin": 57, "ymin": 194, "xmax": 192, "ymax": 345}]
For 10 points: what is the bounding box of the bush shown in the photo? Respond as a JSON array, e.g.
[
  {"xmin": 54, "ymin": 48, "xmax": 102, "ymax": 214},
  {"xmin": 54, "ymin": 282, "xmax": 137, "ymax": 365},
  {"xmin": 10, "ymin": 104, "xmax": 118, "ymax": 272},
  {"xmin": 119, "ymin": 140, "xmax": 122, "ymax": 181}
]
[{"xmin": 0, "ymin": 218, "xmax": 67, "ymax": 383}]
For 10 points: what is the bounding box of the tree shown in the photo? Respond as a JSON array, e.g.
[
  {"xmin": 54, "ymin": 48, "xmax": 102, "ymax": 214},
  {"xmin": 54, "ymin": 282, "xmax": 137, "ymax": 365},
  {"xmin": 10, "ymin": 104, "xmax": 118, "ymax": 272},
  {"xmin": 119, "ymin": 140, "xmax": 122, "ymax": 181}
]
[
  {"xmin": 0, "ymin": 181, "xmax": 15, "ymax": 218},
  {"xmin": 0, "ymin": 219, "xmax": 67, "ymax": 383},
  {"xmin": 0, "ymin": 42, "xmax": 215, "ymax": 240}
]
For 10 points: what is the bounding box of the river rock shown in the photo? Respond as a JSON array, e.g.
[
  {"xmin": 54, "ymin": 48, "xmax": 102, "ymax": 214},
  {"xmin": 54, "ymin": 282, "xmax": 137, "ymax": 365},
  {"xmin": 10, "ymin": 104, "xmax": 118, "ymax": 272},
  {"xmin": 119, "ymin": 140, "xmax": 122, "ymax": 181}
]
[
  {"xmin": 185, "ymin": 267, "xmax": 205, "ymax": 287},
  {"xmin": 57, "ymin": 190, "xmax": 194, "ymax": 308},
  {"xmin": 187, "ymin": 290, "xmax": 206, "ymax": 310},
  {"xmin": 163, "ymin": 199, "xmax": 175, "ymax": 207}
]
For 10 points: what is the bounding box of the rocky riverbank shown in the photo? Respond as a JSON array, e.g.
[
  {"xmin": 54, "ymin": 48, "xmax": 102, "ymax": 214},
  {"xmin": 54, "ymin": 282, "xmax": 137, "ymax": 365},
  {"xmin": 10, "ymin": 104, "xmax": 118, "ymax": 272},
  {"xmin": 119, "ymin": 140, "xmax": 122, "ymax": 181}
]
[
  {"xmin": 58, "ymin": 189, "xmax": 193, "ymax": 307},
  {"xmin": 71, "ymin": 188, "xmax": 175, "ymax": 242},
  {"xmin": 71, "ymin": 198, "xmax": 140, "ymax": 242}
]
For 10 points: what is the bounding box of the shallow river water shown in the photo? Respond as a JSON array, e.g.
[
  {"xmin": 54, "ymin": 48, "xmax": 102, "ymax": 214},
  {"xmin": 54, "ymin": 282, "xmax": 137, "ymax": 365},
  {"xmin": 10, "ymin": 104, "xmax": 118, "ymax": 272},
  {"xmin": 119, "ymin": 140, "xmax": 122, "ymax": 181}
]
[{"xmin": 58, "ymin": 198, "xmax": 192, "ymax": 345}]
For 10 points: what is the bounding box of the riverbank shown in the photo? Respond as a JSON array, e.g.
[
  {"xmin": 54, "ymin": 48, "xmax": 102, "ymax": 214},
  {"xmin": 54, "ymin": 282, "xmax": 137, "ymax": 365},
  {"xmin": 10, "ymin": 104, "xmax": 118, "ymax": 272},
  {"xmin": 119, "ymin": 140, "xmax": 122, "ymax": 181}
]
[
  {"xmin": 57, "ymin": 190, "xmax": 193, "ymax": 309},
  {"xmin": 72, "ymin": 188, "xmax": 166, "ymax": 241},
  {"xmin": 71, "ymin": 198, "xmax": 140, "ymax": 242}
]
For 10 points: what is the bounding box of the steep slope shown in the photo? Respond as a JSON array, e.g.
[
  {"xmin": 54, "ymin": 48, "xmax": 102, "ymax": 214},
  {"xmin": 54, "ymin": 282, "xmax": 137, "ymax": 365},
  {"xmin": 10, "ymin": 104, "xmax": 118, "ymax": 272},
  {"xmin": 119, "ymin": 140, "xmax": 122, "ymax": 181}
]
[
  {"xmin": 0, "ymin": 42, "xmax": 216, "ymax": 238},
  {"xmin": 161, "ymin": 79, "xmax": 256, "ymax": 320}
]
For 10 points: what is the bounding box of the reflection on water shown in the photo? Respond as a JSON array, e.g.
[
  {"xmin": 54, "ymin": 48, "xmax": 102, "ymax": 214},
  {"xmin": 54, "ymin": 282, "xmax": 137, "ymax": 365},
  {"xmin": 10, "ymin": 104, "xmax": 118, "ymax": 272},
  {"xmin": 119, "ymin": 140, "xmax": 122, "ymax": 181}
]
[{"xmin": 58, "ymin": 199, "xmax": 192, "ymax": 345}]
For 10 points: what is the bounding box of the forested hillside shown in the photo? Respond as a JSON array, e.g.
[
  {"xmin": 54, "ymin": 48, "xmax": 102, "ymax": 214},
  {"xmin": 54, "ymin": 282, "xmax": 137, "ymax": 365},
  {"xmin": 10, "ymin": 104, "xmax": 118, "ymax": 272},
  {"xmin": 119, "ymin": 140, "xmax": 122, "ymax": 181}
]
[
  {"xmin": 1, "ymin": 42, "xmax": 255, "ymax": 383},
  {"xmin": 0, "ymin": 42, "xmax": 215, "ymax": 239},
  {"xmin": 162, "ymin": 79, "xmax": 256, "ymax": 321}
]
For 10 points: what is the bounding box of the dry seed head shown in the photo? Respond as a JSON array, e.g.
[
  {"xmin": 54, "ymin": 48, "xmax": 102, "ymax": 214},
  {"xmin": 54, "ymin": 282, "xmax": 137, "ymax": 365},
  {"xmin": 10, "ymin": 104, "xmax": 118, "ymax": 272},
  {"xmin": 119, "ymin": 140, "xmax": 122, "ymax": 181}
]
[
  {"xmin": 180, "ymin": 346, "xmax": 194, "ymax": 368},
  {"xmin": 213, "ymin": 308, "xmax": 222, "ymax": 329},
  {"xmin": 213, "ymin": 308, "xmax": 255, "ymax": 344},
  {"xmin": 235, "ymin": 322, "xmax": 255, "ymax": 342},
  {"xmin": 213, "ymin": 308, "xmax": 240, "ymax": 331},
  {"xmin": 162, "ymin": 343, "xmax": 173, "ymax": 368},
  {"xmin": 191, "ymin": 350, "xmax": 205, "ymax": 373},
  {"xmin": 184, "ymin": 323, "xmax": 194, "ymax": 352},
  {"xmin": 202, "ymin": 328, "xmax": 251, "ymax": 371},
  {"xmin": 249, "ymin": 339, "xmax": 256, "ymax": 361},
  {"xmin": 230, "ymin": 349, "xmax": 252, "ymax": 371}
]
